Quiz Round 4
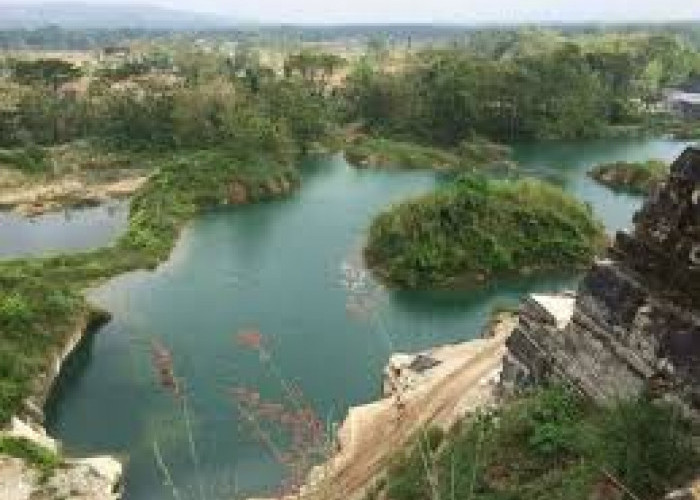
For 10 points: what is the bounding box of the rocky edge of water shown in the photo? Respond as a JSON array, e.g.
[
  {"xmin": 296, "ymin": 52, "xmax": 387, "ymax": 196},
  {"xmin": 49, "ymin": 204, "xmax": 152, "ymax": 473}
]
[
  {"xmin": 502, "ymin": 146, "xmax": 700, "ymax": 412},
  {"xmin": 1, "ymin": 418, "xmax": 122, "ymax": 500},
  {"xmin": 0, "ymin": 310, "xmax": 123, "ymax": 499},
  {"xmin": 249, "ymin": 314, "xmax": 517, "ymax": 500}
]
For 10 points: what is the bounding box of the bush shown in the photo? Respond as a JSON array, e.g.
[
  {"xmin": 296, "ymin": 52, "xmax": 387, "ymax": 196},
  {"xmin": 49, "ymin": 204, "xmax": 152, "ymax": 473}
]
[
  {"xmin": 0, "ymin": 293, "xmax": 34, "ymax": 328},
  {"xmin": 598, "ymin": 399, "xmax": 697, "ymax": 497},
  {"xmin": 383, "ymin": 387, "xmax": 700, "ymax": 500},
  {"xmin": 365, "ymin": 175, "xmax": 606, "ymax": 288}
]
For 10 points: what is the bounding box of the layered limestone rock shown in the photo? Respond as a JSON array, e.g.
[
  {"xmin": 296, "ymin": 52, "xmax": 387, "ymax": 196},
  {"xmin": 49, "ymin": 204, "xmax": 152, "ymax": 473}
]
[{"xmin": 503, "ymin": 146, "xmax": 700, "ymax": 409}]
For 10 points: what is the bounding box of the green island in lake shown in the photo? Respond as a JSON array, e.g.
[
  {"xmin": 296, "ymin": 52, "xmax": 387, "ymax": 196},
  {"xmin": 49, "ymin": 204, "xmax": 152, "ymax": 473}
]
[{"xmin": 364, "ymin": 176, "xmax": 607, "ymax": 288}]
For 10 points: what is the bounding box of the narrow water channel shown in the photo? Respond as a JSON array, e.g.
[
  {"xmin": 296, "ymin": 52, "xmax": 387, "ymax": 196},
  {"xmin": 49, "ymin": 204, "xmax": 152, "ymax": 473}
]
[{"xmin": 40, "ymin": 139, "xmax": 692, "ymax": 499}]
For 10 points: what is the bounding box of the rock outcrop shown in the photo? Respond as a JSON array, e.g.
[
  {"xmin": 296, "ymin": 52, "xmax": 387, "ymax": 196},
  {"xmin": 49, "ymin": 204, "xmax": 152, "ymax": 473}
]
[
  {"xmin": 503, "ymin": 147, "xmax": 700, "ymax": 410},
  {"xmin": 0, "ymin": 310, "xmax": 122, "ymax": 499}
]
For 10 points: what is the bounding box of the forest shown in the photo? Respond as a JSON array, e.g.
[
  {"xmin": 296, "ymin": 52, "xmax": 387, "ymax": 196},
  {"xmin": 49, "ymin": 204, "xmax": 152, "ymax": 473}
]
[{"xmin": 1, "ymin": 28, "xmax": 699, "ymax": 158}]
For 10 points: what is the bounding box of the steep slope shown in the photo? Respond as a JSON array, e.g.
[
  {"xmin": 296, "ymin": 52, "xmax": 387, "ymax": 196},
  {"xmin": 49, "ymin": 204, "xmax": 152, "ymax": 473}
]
[{"xmin": 504, "ymin": 146, "xmax": 700, "ymax": 411}]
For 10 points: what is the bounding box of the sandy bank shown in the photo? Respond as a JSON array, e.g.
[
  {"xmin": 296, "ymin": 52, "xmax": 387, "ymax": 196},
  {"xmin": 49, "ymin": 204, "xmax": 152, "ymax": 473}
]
[{"xmin": 0, "ymin": 174, "xmax": 150, "ymax": 216}]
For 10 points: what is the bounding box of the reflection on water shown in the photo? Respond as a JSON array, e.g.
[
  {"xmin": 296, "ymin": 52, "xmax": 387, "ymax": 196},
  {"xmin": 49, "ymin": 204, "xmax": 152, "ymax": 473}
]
[
  {"xmin": 0, "ymin": 200, "xmax": 129, "ymax": 259},
  {"xmin": 42, "ymin": 140, "xmax": 693, "ymax": 499}
]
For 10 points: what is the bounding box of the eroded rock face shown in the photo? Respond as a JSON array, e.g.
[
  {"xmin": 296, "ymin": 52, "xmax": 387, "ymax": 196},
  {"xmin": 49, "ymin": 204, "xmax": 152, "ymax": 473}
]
[{"xmin": 504, "ymin": 147, "xmax": 700, "ymax": 409}]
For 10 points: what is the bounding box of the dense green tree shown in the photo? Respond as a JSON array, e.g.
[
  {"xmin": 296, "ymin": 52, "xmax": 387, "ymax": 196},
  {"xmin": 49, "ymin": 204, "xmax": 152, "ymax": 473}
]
[{"xmin": 9, "ymin": 58, "xmax": 81, "ymax": 91}]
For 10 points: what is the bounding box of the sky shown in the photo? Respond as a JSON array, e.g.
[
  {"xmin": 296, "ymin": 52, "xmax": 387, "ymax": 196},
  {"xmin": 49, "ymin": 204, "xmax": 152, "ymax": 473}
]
[{"xmin": 27, "ymin": 0, "xmax": 700, "ymax": 24}]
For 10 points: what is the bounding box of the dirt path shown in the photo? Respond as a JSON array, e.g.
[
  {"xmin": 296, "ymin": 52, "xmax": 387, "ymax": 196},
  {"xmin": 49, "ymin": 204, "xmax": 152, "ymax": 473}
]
[{"xmin": 293, "ymin": 316, "xmax": 517, "ymax": 500}]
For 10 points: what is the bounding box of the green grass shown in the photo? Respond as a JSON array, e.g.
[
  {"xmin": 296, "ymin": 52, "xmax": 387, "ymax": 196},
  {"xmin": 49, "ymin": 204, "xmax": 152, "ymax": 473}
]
[
  {"xmin": 0, "ymin": 145, "xmax": 49, "ymax": 173},
  {"xmin": 0, "ymin": 148, "xmax": 298, "ymax": 425},
  {"xmin": 380, "ymin": 387, "xmax": 699, "ymax": 500},
  {"xmin": 344, "ymin": 136, "xmax": 511, "ymax": 172},
  {"xmin": 364, "ymin": 175, "xmax": 605, "ymax": 288},
  {"xmin": 0, "ymin": 436, "xmax": 60, "ymax": 480},
  {"xmin": 345, "ymin": 137, "xmax": 462, "ymax": 170},
  {"xmin": 589, "ymin": 160, "xmax": 668, "ymax": 195}
]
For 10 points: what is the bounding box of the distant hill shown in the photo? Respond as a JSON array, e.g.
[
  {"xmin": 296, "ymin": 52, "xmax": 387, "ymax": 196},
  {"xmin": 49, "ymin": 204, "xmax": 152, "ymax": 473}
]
[{"xmin": 0, "ymin": 2, "xmax": 239, "ymax": 30}]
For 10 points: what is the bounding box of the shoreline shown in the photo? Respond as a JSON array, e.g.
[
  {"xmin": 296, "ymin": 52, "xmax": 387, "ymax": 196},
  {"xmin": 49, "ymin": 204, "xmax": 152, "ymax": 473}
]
[
  {"xmin": 0, "ymin": 168, "xmax": 301, "ymax": 499},
  {"xmin": 1, "ymin": 307, "xmax": 124, "ymax": 499}
]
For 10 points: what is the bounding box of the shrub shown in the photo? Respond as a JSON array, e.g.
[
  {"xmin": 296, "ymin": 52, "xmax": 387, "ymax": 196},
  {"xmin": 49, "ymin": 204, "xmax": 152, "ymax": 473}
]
[
  {"xmin": 597, "ymin": 399, "xmax": 698, "ymax": 497},
  {"xmin": 365, "ymin": 175, "xmax": 606, "ymax": 288},
  {"xmin": 382, "ymin": 387, "xmax": 700, "ymax": 500},
  {"xmin": 0, "ymin": 145, "xmax": 49, "ymax": 173},
  {"xmin": 0, "ymin": 293, "xmax": 34, "ymax": 328}
]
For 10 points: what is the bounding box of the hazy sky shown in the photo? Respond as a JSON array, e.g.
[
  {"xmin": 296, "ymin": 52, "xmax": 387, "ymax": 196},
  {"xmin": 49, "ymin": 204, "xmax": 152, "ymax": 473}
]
[{"xmin": 34, "ymin": 0, "xmax": 700, "ymax": 23}]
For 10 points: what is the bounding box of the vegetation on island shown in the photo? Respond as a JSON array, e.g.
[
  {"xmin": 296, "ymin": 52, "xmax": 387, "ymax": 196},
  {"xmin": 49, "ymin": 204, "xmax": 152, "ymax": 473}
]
[
  {"xmin": 365, "ymin": 176, "xmax": 606, "ymax": 288},
  {"xmin": 373, "ymin": 386, "xmax": 699, "ymax": 500},
  {"xmin": 344, "ymin": 135, "xmax": 512, "ymax": 171},
  {"xmin": 667, "ymin": 121, "xmax": 700, "ymax": 139},
  {"xmin": 589, "ymin": 159, "xmax": 669, "ymax": 195}
]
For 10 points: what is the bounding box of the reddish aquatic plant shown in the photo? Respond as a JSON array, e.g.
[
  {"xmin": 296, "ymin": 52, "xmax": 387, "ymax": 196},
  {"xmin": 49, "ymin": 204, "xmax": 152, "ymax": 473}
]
[
  {"xmin": 150, "ymin": 339, "xmax": 181, "ymax": 398},
  {"xmin": 149, "ymin": 338, "xmax": 206, "ymax": 500},
  {"xmin": 235, "ymin": 329, "xmax": 264, "ymax": 350},
  {"xmin": 232, "ymin": 386, "xmax": 328, "ymax": 497},
  {"xmin": 231, "ymin": 331, "xmax": 331, "ymax": 498}
]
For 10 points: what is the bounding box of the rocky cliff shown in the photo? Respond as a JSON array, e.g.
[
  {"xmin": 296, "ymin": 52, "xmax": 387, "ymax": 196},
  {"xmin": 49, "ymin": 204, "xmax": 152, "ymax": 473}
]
[
  {"xmin": 0, "ymin": 311, "xmax": 123, "ymax": 499},
  {"xmin": 503, "ymin": 146, "xmax": 700, "ymax": 411}
]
